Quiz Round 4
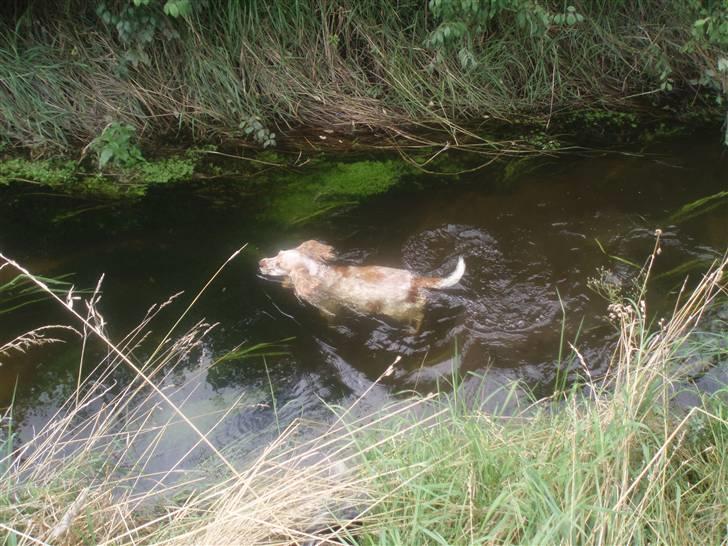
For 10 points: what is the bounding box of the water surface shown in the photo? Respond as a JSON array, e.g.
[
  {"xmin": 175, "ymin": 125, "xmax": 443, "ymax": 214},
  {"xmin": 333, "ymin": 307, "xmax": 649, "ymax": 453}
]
[{"xmin": 1, "ymin": 134, "xmax": 726, "ymax": 471}]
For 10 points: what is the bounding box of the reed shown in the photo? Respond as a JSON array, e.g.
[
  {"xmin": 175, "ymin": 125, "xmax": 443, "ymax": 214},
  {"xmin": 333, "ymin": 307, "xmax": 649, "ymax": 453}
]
[{"xmin": 1, "ymin": 0, "xmax": 724, "ymax": 153}]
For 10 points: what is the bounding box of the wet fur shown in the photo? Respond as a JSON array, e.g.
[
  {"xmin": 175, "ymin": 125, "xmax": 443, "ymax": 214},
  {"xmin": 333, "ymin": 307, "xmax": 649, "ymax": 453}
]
[{"xmin": 259, "ymin": 240, "xmax": 465, "ymax": 326}]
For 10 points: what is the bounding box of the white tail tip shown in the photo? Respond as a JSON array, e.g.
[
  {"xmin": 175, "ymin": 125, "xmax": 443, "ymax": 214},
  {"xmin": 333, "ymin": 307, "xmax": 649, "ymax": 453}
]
[{"xmin": 437, "ymin": 256, "xmax": 465, "ymax": 288}]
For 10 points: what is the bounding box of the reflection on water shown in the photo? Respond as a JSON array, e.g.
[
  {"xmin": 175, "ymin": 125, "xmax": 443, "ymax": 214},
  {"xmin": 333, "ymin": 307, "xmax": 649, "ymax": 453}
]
[{"xmin": 0, "ymin": 134, "xmax": 726, "ymax": 473}]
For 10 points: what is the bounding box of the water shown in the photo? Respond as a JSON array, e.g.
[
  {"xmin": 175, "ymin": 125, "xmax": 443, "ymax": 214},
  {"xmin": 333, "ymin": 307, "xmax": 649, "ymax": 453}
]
[{"xmin": 1, "ymin": 134, "xmax": 726, "ymax": 472}]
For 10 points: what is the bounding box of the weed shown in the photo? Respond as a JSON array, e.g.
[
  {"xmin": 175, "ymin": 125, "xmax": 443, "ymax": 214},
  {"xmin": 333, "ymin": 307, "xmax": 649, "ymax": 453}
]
[
  {"xmin": 2, "ymin": 1, "xmax": 726, "ymax": 153},
  {"xmin": 89, "ymin": 122, "xmax": 144, "ymax": 169},
  {"xmin": 0, "ymin": 159, "xmax": 77, "ymax": 187},
  {"xmin": 0, "ymin": 152, "xmax": 198, "ymax": 197}
]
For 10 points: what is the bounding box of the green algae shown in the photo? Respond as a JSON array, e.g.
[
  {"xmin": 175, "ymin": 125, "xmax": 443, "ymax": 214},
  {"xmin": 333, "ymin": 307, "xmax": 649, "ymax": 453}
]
[{"xmin": 260, "ymin": 159, "xmax": 410, "ymax": 225}]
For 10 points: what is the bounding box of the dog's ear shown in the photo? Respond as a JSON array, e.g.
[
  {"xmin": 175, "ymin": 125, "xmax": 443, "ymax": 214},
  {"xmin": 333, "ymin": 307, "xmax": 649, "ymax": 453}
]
[{"xmin": 297, "ymin": 240, "xmax": 336, "ymax": 261}]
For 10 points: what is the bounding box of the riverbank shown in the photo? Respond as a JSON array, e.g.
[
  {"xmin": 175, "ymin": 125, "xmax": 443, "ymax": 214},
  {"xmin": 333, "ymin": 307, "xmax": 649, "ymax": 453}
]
[
  {"xmin": 1, "ymin": 242, "xmax": 726, "ymax": 545},
  {"xmin": 2, "ymin": 0, "xmax": 726, "ymax": 157}
]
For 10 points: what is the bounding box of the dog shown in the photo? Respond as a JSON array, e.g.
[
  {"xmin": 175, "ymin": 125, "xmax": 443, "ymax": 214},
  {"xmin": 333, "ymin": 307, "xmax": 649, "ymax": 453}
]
[{"xmin": 259, "ymin": 240, "xmax": 465, "ymax": 326}]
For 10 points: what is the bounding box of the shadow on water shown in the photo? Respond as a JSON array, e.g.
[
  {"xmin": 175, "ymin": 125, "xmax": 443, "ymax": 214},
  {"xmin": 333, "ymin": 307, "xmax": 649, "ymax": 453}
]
[{"xmin": 0, "ymin": 134, "xmax": 726, "ymax": 473}]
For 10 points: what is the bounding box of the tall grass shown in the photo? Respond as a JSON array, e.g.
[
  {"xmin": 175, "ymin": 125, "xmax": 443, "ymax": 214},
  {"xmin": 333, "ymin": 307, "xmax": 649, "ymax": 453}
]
[
  {"xmin": 353, "ymin": 249, "xmax": 728, "ymax": 544},
  {"xmin": 0, "ymin": 246, "xmax": 726, "ymax": 545},
  {"xmin": 1, "ymin": 0, "xmax": 724, "ymax": 153}
]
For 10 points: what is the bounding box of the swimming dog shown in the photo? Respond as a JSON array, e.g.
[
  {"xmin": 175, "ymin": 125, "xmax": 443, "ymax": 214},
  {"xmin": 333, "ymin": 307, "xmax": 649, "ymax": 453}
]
[{"xmin": 259, "ymin": 240, "xmax": 465, "ymax": 326}]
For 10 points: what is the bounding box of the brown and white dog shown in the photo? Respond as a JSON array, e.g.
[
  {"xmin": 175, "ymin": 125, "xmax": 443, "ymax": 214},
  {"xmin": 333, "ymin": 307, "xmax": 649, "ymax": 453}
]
[{"xmin": 259, "ymin": 240, "xmax": 465, "ymax": 326}]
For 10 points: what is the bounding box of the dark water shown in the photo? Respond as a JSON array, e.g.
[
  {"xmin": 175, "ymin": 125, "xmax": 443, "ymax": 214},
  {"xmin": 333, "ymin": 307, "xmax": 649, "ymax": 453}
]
[{"xmin": 1, "ymin": 135, "xmax": 726, "ymax": 470}]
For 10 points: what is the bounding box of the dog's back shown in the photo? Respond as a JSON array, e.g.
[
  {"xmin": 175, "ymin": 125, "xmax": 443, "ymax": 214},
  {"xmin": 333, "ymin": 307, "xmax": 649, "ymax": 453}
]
[{"xmin": 260, "ymin": 240, "xmax": 465, "ymax": 325}]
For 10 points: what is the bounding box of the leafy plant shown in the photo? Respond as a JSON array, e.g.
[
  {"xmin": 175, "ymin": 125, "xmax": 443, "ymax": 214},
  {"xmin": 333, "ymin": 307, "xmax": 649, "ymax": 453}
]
[
  {"xmin": 690, "ymin": 1, "xmax": 728, "ymax": 47},
  {"xmin": 137, "ymin": 157, "xmax": 195, "ymax": 184},
  {"xmin": 425, "ymin": 0, "xmax": 559, "ymax": 70},
  {"xmin": 0, "ymin": 159, "xmax": 77, "ymax": 186},
  {"xmin": 239, "ymin": 116, "xmax": 276, "ymax": 148},
  {"xmin": 550, "ymin": 5, "xmax": 584, "ymax": 27},
  {"xmin": 96, "ymin": 0, "xmax": 191, "ymax": 73},
  {"xmin": 685, "ymin": 0, "xmax": 728, "ymax": 143},
  {"xmin": 90, "ymin": 123, "xmax": 144, "ymax": 170}
]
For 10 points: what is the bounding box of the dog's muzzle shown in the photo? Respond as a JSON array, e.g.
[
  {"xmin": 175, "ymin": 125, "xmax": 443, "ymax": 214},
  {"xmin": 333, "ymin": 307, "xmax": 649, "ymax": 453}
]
[{"xmin": 259, "ymin": 258, "xmax": 284, "ymax": 276}]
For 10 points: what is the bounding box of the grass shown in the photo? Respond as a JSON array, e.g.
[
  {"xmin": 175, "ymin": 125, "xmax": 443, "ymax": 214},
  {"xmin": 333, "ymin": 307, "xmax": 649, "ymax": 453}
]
[
  {"xmin": 0, "ymin": 243, "xmax": 726, "ymax": 544},
  {"xmin": 1, "ymin": 1, "xmax": 725, "ymax": 155}
]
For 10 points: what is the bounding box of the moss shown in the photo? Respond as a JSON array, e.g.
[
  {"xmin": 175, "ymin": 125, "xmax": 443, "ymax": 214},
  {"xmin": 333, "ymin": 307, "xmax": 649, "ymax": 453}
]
[
  {"xmin": 0, "ymin": 158, "xmax": 77, "ymax": 186},
  {"xmin": 261, "ymin": 160, "xmax": 409, "ymax": 225}
]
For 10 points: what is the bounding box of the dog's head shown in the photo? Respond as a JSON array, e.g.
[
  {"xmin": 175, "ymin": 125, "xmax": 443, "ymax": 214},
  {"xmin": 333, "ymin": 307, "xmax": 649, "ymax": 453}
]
[{"xmin": 259, "ymin": 240, "xmax": 336, "ymax": 277}]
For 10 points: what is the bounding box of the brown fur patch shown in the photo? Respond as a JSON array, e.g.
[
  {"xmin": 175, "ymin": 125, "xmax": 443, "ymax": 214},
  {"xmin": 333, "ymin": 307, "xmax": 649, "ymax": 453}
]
[
  {"xmin": 413, "ymin": 277, "xmax": 440, "ymax": 290},
  {"xmin": 407, "ymin": 284, "xmax": 421, "ymax": 303},
  {"xmin": 296, "ymin": 240, "xmax": 336, "ymax": 261}
]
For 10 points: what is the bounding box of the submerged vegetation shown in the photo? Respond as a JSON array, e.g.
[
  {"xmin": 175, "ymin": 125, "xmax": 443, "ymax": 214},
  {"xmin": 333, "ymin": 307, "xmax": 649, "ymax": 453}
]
[
  {"xmin": 261, "ymin": 159, "xmax": 409, "ymax": 224},
  {"xmin": 1, "ymin": 0, "xmax": 727, "ymax": 157},
  {"xmin": 0, "ymin": 245, "xmax": 726, "ymax": 545}
]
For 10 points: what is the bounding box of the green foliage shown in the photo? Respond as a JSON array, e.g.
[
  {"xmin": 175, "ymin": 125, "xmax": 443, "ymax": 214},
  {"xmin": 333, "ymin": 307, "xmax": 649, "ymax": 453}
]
[
  {"xmin": 1, "ymin": 0, "xmax": 727, "ymax": 152},
  {"xmin": 353, "ymin": 265, "xmax": 728, "ymax": 545},
  {"xmin": 137, "ymin": 157, "xmax": 195, "ymax": 184},
  {"xmin": 426, "ymin": 1, "xmax": 584, "ymax": 70},
  {"xmin": 162, "ymin": 0, "xmax": 192, "ymax": 18},
  {"xmin": 551, "ymin": 5, "xmax": 584, "ymax": 26},
  {"xmin": 566, "ymin": 109, "xmax": 640, "ymax": 140},
  {"xmin": 262, "ymin": 160, "xmax": 408, "ymax": 225},
  {"xmin": 0, "ymin": 150, "xmax": 197, "ymax": 197},
  {"xmin": 96, "ymin": 0, "xmax": 190, "ymax": 73},
  {"xmin": 685, "ymin": 0, "xmax": 728, "ymax": 141},
  {"xmin": 690, "ymin": 0, "xmax": 728, "ymax": 47},
  {"xmin": 90, "ymin": 123, "xmax": 144, "ymax": 169},
  {"xmin": 356, "ymin": 391, "xmax": 728, "ymax": 545},
  {"xmin": 0, "ymin": 159, "xmax": 77, "ymax": 186},
  {"xmin": 239, "ymin": 116, "xmax": 276, "ymax": 148}
]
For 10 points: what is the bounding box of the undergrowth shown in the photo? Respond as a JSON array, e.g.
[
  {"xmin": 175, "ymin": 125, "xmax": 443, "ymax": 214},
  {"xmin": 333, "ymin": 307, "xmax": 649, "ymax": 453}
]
[{"xmin": 1, "ymin": 0, "xmax": 726, "ymax": 154}]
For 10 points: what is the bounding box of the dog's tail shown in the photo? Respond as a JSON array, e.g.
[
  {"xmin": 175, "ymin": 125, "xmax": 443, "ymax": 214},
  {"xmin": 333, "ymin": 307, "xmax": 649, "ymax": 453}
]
[{"xmin": 434, "ymin": 256, "xmax": 465, "ymax": 288}]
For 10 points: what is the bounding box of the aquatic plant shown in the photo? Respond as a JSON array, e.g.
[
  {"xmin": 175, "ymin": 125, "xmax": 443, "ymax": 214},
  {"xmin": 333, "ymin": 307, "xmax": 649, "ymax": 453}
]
[
  {"xmin": 0, "ymin": 159, "xmax": 77, "ymax": 187},
  {"xmin": 0, "ymin": 153, "xmax": 199, "ymax": 197},
  {"xmin": 261, "ymin": 159, "xmax": 409, "ymax": 225}
]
